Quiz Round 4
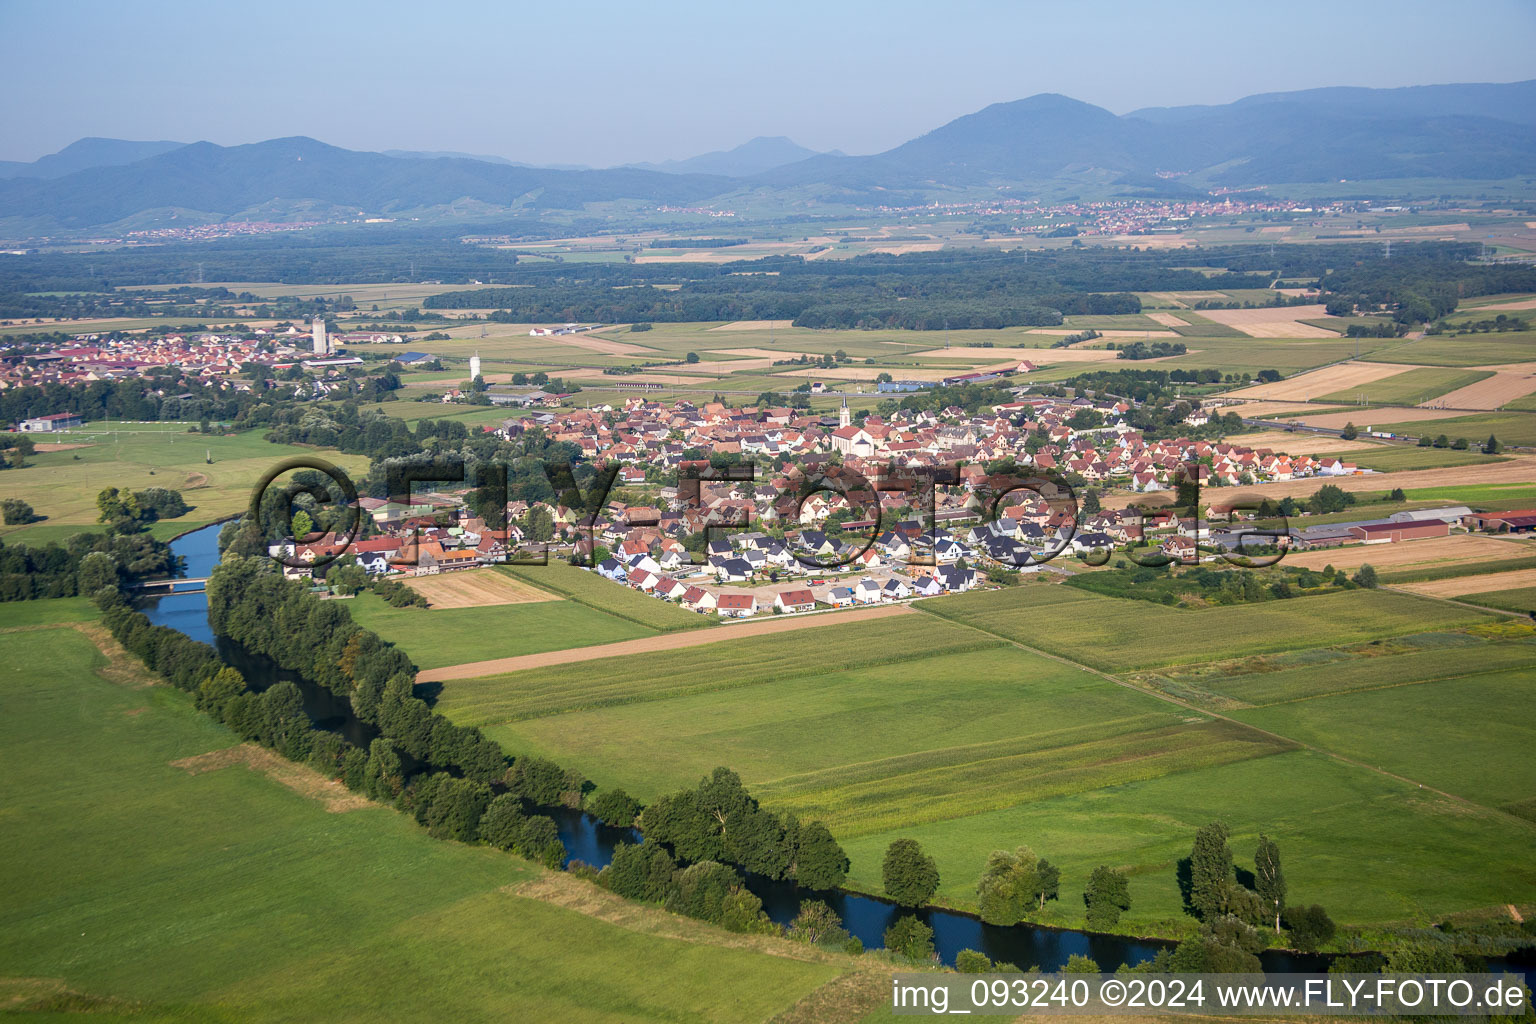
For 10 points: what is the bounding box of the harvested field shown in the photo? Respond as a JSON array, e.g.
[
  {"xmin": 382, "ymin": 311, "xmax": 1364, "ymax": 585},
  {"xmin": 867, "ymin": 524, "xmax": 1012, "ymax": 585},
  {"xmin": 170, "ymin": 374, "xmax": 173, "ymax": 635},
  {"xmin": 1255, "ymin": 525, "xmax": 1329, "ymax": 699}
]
[
  {"xmin": 1470, "ymin": 297, "xmax": 1536, "ymax": 312},
  {"xmin": 918, "ymin": 346, "xmax": 1121, "ymax": 363},
  {"xmin": 1225, "ymin": 400, "xmax": 1345, "ymax": 418},
  {"xmin": 706, "ymin": 320, "xmax": 796, "ymax": 332},
  {"xmin": 1424, "ymin": 369, "xmax": 1536, "ymax": 410},
  {"xmin": 400, "ymin": 569, "xmax": 557, "ymax": 609},
  {"xmin": 29, "ymin": 442, "xmax": 94, "ymax": 452},
  {"xmin": 1147, "ymin": 312, "xmax": 1189, "ymax": 328},
  {"xmin": 1285, "ymin": 534, "xmax": 1533, "ymax": 572},
  {"xmin": 1236, "ymin": 430, "xmax": 1386, "ymax": 454},
  {"xmin": 543, "ymin": 332, "xmax": 655, "ymax": 356},
  {"xmin": 1148, "ymin": 291, "xmax": 1229, "ymax": 306},
  {"xmin": 868, "ymin": 242, "xmax": 943, "ymax": 255},
  {"xmin": 420, "ymin": 604, "xmax": 912, "ymax": 682},
  {"xmin": 1227, "ymin": 361, "xmax": 1424, "ymax": 400},
  {"xmin": 1024, "ymin": 328, "xmax": 1180, "ymax": 337},
  {"xmin": 1106, "ymin": 455, "xmax": 1536, "ymax": 507},
  {"xmin": 1293, "ymin": 407, "xmax": 1473, "ymax": 430},
  {"xmin": 1198, "ymin": 305, "xmax": 1344, "ymax": 338},
  {"xmin": 704, "ymin": 347, "xmax": 817, "ymax": 359},
  {"xmin": 1399, "ymin": 568, "xmax": 1536, "ymax": 598}
]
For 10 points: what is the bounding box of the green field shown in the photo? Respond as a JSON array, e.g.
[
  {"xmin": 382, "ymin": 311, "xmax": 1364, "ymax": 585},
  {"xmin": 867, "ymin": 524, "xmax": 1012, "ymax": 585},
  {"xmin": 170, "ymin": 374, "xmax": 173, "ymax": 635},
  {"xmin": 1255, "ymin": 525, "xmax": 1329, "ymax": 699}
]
[
  {"xmin": 342, "ymin": 590, "xmax": 655, "ymax": 669},
  {"xmin": 433, "ymin": 588, "xmax": 1536, "ymax": 931},
  {"xmin": 1317, "ymin": 367, "xmax": 1495, "ymax": 406},
  {"xmin": 838, "ymin": 750, "xmax": 1536, "ymax": 928},
  {"xmin": 501, "ymin": 560, "xmax": 714, "ymax": 631},
  {"xmin": 0, "ymin": 422, "xmax": 371, "ymax": 544},
  {"xmin": 1358, "ymin": 410, "xmax": 1536, "ymax": 447},
  {"xmin": 920, "ymin": 584, "xmax": 1492, "ymax": 672},
  {"xmin": 1459, "ymin": 586, "xmax": 1536, "ymax": 614},
  {"xmin": 1329, "ymin": 446, "xmax": 1509, "ymax": 472},
  {"xmin": 0, "ymin": 618, "xmax": 845, "ymax": 1022},
  {"xmin": 1363, "ymin": 333, "xmax": 1536, "ymax": 367},
  {"xmin": 1233, "ymin": 663, "xmax": 1536, "ymax": 811}
]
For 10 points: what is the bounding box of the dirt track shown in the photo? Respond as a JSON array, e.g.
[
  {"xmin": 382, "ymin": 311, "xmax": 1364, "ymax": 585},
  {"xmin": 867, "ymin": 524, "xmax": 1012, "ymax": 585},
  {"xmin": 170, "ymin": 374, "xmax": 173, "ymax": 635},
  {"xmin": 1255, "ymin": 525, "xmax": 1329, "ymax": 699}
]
[{"xmin": 419, "ymin": 604, "xmax": 913, "ymax": 681}]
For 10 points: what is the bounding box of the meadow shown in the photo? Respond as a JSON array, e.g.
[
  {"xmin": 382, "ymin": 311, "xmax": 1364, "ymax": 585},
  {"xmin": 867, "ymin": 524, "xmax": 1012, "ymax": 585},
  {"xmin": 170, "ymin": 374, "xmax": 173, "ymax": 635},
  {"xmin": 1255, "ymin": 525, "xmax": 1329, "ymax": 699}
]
[
  {"xmin": 0, "ymin": 615, "xmax": 844, "ymax": 1023},
  {"xmin": 1232, "ymin": 661, "xmax": 1536, "ymax": 811},
  {"xmin": 0, "ymin": 421, "xmax": 371, "ymax": 545},
  {"xmin": 342, "ymin": 590, "xmax": 654, "ymax": 670},
  {"xmin": 919, "ymin": 584, "xmax": 1492, "ymax": 672},
  {"xmin": 838, "ymin": 750, "xmax": 1536, "ymax": 929}
]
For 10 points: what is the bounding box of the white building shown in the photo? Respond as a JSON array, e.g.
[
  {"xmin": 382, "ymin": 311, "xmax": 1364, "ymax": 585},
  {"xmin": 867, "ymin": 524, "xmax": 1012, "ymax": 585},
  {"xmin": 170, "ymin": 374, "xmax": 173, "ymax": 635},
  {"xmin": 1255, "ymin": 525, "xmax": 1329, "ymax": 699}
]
[
  {"xmin": 469, "ymin": 352, "xmax": 482, "ymax": 381},
  {"xmin": 311, "ymin": 316, "xmax": 330, "ymax": 356}
]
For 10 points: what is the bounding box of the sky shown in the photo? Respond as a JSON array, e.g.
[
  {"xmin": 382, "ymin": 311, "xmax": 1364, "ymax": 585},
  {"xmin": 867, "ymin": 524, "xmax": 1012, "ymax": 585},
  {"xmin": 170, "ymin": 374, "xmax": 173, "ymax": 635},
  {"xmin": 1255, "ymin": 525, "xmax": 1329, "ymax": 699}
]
[{"xmin": 3, "ymin": 0, "xmax": 1534, "ymax": 167}]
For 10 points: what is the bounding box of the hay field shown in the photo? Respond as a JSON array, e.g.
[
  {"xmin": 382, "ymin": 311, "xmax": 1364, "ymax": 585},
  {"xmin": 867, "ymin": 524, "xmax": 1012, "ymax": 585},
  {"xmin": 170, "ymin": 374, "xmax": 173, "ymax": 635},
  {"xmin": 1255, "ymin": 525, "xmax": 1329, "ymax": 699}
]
[
  {"xmin": 1292, "ymin": 407, "xmax": 1473, "ymax": 430},
  {"xmin": 1425, "ymin": 367, "xmax": 1536, "ymax": 410},
  {"xmin": 1399, "ymin": 567, "xmax": 1536, "ymax": 598},
  {"xmin": 401, "ymin": 569, "xmax": 557, "ymax": 609},
  {"xmin": 1285, "ymin": 534, "xmax": 1532, "ymax": 571},
  {"xmin": 1227, "ymin": 361, "xmax": 1424, "ymax": 400},
  {"xmin": 542, "ymin": 332, "xmax": 656, "ymax": 356},
  {"xmin": 1198, "ymin": 305, "xmax": 1343, "ymax": 338},
  {"xmin": 1227, "ymin": 400, "xmax": 1348, "ymax": 418},
  {"xmin": 1236, "ymin": 430, "xmax": 1386, "ymax": 454},
  {"xmin": 1146, "ymin": 312, "xmax": 1190, "ymax": 327}
]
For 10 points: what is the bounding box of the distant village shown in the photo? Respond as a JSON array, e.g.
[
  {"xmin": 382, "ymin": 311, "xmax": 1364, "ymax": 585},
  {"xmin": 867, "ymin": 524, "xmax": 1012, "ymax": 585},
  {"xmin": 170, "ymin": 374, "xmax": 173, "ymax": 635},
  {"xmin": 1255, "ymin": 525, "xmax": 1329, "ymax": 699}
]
[{"xmin": 271, "ymin": 391, "xmax": 1502, "ymax": 618}]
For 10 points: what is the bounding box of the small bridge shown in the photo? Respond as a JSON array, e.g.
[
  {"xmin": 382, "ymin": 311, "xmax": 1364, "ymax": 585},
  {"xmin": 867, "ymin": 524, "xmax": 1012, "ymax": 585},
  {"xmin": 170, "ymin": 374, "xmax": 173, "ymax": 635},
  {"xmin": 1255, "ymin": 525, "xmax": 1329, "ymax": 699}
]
[{"xmin": 129, "ymin": 577, "xmax": 210, "ymax": 591}]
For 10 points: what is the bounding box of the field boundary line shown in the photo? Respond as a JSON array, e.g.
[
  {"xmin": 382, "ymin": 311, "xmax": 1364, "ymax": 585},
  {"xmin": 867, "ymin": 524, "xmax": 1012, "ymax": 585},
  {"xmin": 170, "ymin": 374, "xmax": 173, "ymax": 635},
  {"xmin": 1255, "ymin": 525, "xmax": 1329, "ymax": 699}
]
[
  {"xmin": 910, "ymin": 603, "xmax": 1536, "ymax": 833},
  {"xmin": 1244, "ymin": 658, "xmax": 1536, "ymax": 708}
]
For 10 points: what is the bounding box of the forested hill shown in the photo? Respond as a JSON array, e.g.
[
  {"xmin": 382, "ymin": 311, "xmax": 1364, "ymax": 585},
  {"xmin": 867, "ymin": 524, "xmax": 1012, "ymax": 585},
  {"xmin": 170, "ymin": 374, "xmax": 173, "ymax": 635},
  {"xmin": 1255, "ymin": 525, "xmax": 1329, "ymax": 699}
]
[{"xmin": 3, "ymin": 81, "xmax": 1535, "ymax": 233}]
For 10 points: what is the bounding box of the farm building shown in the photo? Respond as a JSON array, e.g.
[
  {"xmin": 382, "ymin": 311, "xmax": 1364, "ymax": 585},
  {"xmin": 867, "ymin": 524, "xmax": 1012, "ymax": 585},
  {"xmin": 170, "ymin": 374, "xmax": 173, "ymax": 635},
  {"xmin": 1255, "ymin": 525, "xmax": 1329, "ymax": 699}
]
[
  {"xmin": 1347, "ymin": 521, "xmax": 1450, "ymax": 544},
  {"xmin": 1463, "ymin": 509, "xmax": 1536, "ymax": 534}
]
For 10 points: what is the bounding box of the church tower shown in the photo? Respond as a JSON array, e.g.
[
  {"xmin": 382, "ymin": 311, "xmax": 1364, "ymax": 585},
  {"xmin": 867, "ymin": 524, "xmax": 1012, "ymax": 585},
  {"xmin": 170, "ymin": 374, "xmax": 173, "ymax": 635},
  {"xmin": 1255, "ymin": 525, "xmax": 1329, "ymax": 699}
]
[{"xmin": 838, "ymin": 397, "xmax": 851, "ymax": 429}]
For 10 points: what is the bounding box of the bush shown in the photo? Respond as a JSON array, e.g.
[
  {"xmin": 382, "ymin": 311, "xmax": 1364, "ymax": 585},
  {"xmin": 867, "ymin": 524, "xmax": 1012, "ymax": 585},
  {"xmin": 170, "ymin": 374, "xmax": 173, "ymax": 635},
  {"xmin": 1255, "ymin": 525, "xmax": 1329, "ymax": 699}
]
[
  {"xmin": 1284, "ymin": 904, "xmax": 1336, "ymax": 951},
  {"xmin": 956, "ymin": 949, "xmax": 993, "ymax": 973},
  {"xmin": 589, "ymin": 788, "xmax": 642, "ymax": 827},
  {"xmin": 883, "ymin": 838, "xmax": 940, "ymax": 906},
  {"xmin": 883, "ymin": 916, "xmax": 935, "ymax": 962},
  {"xmin": 1084, "ymin": 866, "xmax": 1131, "ymax": 928}
]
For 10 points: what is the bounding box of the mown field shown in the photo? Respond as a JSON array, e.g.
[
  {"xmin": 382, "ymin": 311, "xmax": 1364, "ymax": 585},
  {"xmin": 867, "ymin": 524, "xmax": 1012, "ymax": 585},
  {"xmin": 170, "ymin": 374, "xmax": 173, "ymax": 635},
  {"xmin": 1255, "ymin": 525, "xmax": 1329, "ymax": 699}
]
[
  {"xmin": 0, "ymin": 422, "xmax": 371, "ymax": 545},
  {"xmin": 0, "ymin": 613, "xmax": 844, "ymax": 1023},
  {"xmin": 920, "ymin": 584, "xmax": 1492, "ymax": 672},
  {"xmin": 343, "ymin": 590, "xmax": 654, "ymax": 670},
  {"xmin": 500, "ymin": 560, "xmax": 713, "ymax": 632}
]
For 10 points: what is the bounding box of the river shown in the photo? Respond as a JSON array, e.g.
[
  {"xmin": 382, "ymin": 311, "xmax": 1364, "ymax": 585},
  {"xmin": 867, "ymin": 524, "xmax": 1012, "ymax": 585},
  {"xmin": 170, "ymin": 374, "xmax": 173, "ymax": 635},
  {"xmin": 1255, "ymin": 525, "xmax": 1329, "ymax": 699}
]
[{"xmin": 143, "ymin": 523, "xmax": 1532, "ymax": 976}]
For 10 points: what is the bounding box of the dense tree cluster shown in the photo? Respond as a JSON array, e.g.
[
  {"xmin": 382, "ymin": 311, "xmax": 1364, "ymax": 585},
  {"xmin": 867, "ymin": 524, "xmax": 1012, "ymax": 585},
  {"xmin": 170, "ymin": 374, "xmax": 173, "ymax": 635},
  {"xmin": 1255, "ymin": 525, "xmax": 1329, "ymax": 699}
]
[
  {"xmin": 638, "ymin": 767, "xmax": 849, "ymax": 889},
  {"xmin": 0, "ymin": 531, "xmax": 177, "ymax": 601}
]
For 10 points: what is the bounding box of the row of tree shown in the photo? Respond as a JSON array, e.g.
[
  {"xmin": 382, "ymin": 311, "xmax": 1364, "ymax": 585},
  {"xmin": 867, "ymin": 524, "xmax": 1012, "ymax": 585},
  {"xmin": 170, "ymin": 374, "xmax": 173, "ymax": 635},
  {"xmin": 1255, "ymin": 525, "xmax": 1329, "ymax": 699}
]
[{"xmin": 0, "ymin": 531, "xmax": 178, "ymax": 602}]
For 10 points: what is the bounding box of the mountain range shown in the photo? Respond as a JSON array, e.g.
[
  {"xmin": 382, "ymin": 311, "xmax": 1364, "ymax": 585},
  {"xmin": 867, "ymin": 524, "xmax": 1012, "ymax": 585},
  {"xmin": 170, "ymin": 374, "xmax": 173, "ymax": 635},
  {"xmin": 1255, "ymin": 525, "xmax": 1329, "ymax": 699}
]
[{"xmin": 2, "ymin": 80, "xmax": 1532, "ymax": 233}]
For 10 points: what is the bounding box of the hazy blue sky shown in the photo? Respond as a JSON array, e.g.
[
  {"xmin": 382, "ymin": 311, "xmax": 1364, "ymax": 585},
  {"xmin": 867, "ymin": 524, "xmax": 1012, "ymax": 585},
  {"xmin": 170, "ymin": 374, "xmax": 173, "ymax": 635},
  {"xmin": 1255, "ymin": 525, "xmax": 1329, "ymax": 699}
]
[{"xmin": 3, "ymin": 0, "xmax": 1533, "ymax": 166}]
